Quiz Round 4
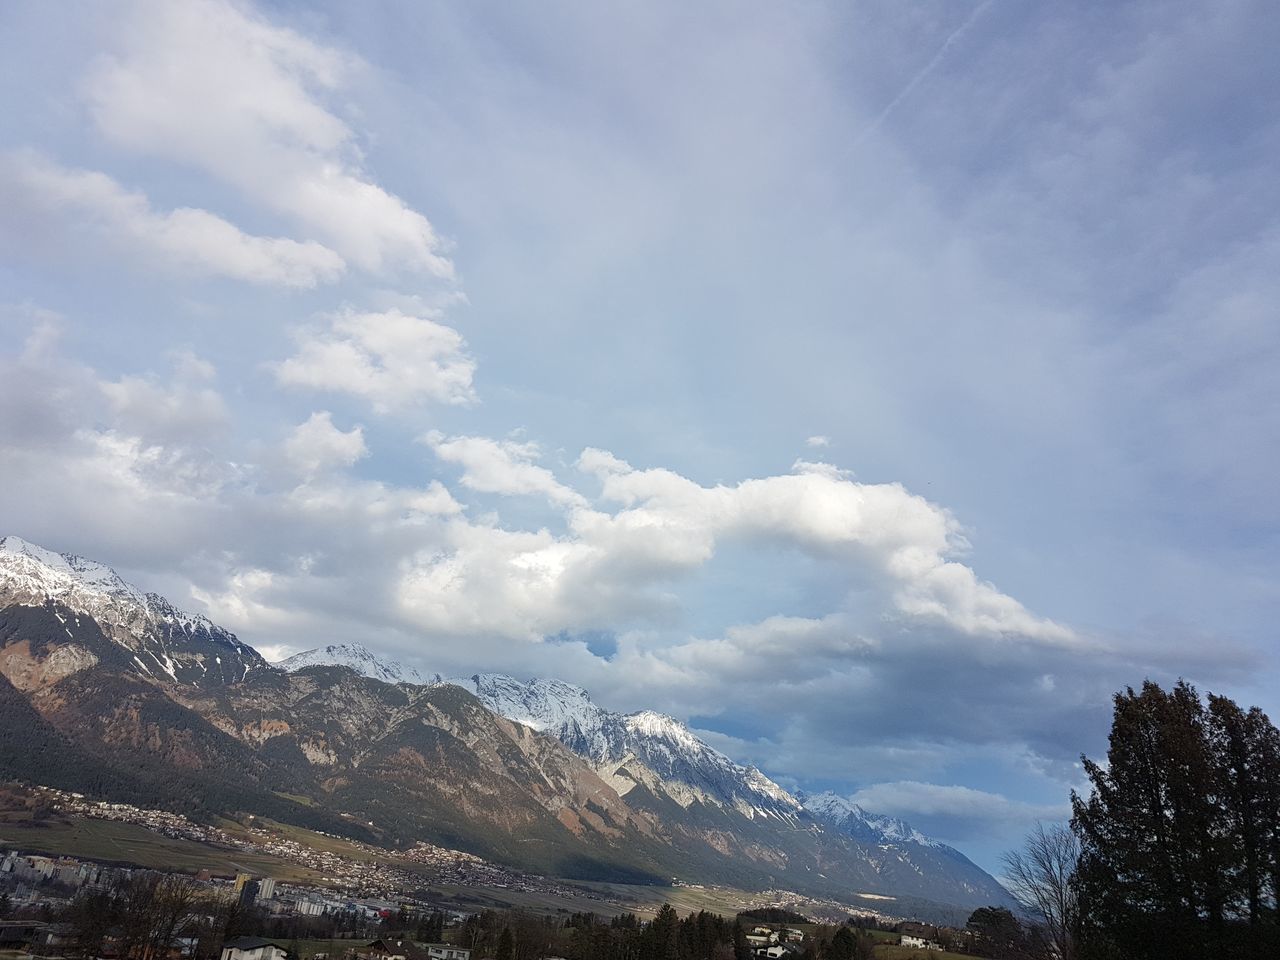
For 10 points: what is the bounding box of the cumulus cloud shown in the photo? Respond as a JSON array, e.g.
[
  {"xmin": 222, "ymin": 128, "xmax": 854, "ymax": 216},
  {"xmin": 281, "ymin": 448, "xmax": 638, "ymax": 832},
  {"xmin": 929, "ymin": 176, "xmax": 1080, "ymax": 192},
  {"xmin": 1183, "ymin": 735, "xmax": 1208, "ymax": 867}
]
[
  {"xmin": 275, "ymin": 309, "xmax": 476, "ymax": 411},
  {"xmin": 424, "ymin": 432, "xmax": 587, "ymax": 507},
  {"xmin": 571, "ymin": 451, "xmax": 1076, "ymax": 643},
  {"xmin": 83, "ymin": 0, "xmax": 453, "ymax": 278},
  {"xmin": 100, "ymin": 351, "xmax": 230, "ymax": 443},
  {"xmin": 806, "ymin": 435, "xmax": 831, "ymax": 448},
  {"xmin": 0, "ymin": 152, "xmax": 345, "ymax": 287},
  {"xmin": 284, "ymin": 412, "xmax": 367, "ymax": 476}
]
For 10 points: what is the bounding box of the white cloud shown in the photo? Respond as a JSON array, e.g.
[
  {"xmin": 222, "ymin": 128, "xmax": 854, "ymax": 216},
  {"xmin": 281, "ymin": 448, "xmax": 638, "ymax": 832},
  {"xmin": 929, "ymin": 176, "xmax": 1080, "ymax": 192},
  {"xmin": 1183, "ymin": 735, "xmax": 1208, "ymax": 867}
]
[
  {"xmin": 284, "ymin": 412, "xmax": 368, "ymax": 476},
  {"xmin": 1, "ymin": 152, "xmax": 345, "ymax": 287},
  {"xmin": 100, "ymin": 351, "xmax": 230, "ymax": 443},
  {"xmin": 382, "ymin": 433, "xmax": 1077, "ymax": 652},
  {"xmin": 275, "ymin": 309, "xmax": 476, "ymax": 411},
  {"xmin": 424, "ymin": 432, "xmax": 587, "ymax": 507},
  {"xmin": 84, "ymin": 0, "xmax": 453, "ymax": 278},
  {"xmin": 805, "ymin": 435, "xmax": 831, "ymax": 448}
]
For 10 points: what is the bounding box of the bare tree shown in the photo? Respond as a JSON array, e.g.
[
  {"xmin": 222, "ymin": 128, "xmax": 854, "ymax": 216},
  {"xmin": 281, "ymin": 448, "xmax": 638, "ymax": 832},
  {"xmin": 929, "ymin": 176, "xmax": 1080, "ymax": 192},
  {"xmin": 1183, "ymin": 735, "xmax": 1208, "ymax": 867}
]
[{"xmin": 1001, "ymin": 823, "xmax": 1079, "ymax": 960}]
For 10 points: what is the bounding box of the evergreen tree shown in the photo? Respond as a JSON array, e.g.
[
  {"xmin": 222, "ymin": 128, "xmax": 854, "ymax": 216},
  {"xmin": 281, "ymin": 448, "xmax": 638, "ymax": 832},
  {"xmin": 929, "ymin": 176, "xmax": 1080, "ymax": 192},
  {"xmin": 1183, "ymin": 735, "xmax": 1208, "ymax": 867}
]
[
  {"xmin": 643, "ymin": 905, "xmax": 682, "ymax": 960},
  {"xmin": 497, "ymin": 927, "xmax": 515, "ymax": 960},
  {"xmin": 1207, "ymin": 694, "xmax": 1280, "ymax": 927},
  {"xmin": 1072, "ymin": 680, "xmax": 1280, "ymax": 959},
  {"xmin": 828, "ymin": 927, "xmax": 856, "ymax": 960}
]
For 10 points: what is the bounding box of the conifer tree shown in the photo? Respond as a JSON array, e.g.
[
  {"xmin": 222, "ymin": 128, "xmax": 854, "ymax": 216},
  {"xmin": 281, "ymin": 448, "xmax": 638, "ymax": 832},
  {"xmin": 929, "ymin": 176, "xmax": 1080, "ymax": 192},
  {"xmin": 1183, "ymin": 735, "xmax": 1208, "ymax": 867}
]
[{"xmin": 1072, "ymin": 680, "xmax": 1280, "ymax": 959}]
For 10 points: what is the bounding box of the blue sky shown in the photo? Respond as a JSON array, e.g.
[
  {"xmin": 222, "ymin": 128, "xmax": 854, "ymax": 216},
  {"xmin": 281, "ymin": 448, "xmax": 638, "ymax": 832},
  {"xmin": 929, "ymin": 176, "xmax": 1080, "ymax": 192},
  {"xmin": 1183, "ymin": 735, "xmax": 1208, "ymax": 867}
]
[{"xmin": 2, "ymin": 0, "xmax": 1277, "ymax": 874}]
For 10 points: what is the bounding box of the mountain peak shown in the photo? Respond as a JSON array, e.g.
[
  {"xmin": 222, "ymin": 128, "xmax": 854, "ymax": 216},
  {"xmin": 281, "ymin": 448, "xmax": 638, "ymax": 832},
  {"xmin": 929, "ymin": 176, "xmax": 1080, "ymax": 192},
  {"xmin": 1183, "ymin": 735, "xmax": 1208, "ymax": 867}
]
[
  {"xmin": 800, "ymin": 790, "xmax": 941, "ymax": 848},
  {"xmin": 279, "ymin": 642, "xmax": 427, "ymax": 685},
  {"xmin": 0, "ymin": 535, "xmax": 146, "ymax": 605},
  {"xmin": 0, "ymin": 535, "xmax": 264, "ymax": 686}
]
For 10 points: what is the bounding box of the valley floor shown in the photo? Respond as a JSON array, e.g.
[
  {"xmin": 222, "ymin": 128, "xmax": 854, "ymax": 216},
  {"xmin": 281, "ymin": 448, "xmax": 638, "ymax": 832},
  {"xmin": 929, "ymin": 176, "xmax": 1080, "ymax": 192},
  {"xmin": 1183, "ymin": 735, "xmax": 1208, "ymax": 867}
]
[{"xmin": 0, "ymin": 805, "xmax": 921, "ymax": 925}]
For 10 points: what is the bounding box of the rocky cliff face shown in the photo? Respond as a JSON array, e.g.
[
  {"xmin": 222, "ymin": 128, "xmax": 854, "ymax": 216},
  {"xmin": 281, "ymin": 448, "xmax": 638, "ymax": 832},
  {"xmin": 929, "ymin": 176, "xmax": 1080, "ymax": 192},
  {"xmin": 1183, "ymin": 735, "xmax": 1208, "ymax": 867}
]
[{"xmin": 445, "ymin": 673, "xmax": 800, "ymax": 819}]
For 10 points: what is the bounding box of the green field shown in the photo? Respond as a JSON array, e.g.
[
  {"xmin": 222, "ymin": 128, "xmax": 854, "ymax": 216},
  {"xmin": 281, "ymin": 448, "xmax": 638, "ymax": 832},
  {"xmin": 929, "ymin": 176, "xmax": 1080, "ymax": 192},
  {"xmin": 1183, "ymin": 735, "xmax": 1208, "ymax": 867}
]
[
  {"xmin": 873, "ymin": 946, "xmax": 984, "ymax": 960},
  {"xmin": 0, "ymin": 815, "xmax": 325, "ymax": 883},
  {"xmin": 862, "ymin": 929, "xmax": 899, "ymax": 943}
]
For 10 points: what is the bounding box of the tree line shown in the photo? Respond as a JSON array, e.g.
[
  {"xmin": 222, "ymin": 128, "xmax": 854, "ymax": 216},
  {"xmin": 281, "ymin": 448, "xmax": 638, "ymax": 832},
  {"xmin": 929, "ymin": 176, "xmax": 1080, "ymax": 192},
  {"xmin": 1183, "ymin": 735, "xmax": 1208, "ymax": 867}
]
[{"xmin": 454, "ymin": 906, "xmax": 875, "ymax": 960}]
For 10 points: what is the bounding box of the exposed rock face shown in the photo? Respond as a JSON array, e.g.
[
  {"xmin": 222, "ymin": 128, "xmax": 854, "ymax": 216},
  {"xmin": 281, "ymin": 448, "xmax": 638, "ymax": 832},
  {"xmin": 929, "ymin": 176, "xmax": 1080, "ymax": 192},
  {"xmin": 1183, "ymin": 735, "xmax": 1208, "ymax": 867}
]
[{"xmin": 445, "ymin": 674, "xmax": 800, "ymax": 818}]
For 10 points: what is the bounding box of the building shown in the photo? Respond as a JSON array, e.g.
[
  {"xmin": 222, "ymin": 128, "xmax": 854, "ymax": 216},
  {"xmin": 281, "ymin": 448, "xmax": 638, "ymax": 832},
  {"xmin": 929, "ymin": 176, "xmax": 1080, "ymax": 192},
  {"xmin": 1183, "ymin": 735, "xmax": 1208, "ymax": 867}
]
[
  {"xmin": 897, "ymin": 921, "xmax": 943, "ymax": 950},
  {"xmin": 754, "ymin": 946, "xmax": 795, "ymax": 960},
  {"xmin": 361, "ymin": 940, "xmax": 471, "ymax": 960},
  {"xmin": 257, "ymin": 877, "xmax": 277, "ymax": 901},
  {"xmin": 220, "ymin": 937, "xmax": 294, "ymax": 960}
]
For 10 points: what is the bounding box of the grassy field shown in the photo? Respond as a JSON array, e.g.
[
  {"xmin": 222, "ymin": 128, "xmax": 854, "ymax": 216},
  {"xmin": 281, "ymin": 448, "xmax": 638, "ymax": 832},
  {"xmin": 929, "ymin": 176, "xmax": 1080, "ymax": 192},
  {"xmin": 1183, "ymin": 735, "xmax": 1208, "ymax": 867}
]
[
  {"xmin": 872, "ymin": 947, "xmax": 983, "ymax": 960},
  {"xmin": 0, "ymin": 815, "xmax": 325, "ymax": 883},
  {"xmin": 862, "ymin": 929, "xmax": 899, "ymax": 943}
]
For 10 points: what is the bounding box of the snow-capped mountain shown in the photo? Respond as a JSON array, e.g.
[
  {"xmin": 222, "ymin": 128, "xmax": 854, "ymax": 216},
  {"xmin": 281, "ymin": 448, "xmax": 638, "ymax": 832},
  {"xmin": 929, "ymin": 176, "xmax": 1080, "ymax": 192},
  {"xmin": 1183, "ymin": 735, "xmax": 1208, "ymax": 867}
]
[
  {"xmin": 446, "ymin": 673, "xmax": 801, "ymax": 820},
  {"xmin": 0, "ymin": 535, "xmax": 1016, "ymax": 914},
  {"xmin": 279, "ymin": 642, "xmax": 428, "ymax": 685},
  {"xmin": 0, "ymin": 535, "xmax": 266, "ymax": 686},
  {"xmin": 799, "ymin": 790, "xmax": 942, "ymax": 848}
]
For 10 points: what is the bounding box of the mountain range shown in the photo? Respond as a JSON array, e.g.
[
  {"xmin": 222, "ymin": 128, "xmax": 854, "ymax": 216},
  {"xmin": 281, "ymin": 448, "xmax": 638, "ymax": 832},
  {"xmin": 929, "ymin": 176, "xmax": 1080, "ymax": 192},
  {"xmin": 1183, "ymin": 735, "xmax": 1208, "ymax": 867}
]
[{"xmin": 0, "ymin": 535, "xmax": 1014, "ymax": 917}]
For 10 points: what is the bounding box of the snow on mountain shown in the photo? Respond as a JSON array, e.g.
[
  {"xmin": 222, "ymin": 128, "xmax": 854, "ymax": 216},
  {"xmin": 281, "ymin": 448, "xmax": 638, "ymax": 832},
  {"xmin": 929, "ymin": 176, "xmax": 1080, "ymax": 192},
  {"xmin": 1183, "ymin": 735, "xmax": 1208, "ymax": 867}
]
[
  {"xmin": 279, "ymin": 642, "xmax": 427, "ymax": 685},
  {"xmin": 445, "ymin": 673, "xmax": 801, "ymax": 819},
  {"xmin": 0, "ymin": 535, "xmax": 266, "ymax": 685},
  {"xmin": 799, "ymin": 790, "xmax": 943, "ymax": 848}
]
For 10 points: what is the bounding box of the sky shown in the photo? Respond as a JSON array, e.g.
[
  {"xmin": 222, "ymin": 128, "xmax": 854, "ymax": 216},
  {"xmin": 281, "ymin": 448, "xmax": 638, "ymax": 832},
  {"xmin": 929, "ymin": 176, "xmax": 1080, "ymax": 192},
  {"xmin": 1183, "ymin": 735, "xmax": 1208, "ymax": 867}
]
[{"xmin": 1, "ymin": 0, "xmax": 1278, "ymax": 875}]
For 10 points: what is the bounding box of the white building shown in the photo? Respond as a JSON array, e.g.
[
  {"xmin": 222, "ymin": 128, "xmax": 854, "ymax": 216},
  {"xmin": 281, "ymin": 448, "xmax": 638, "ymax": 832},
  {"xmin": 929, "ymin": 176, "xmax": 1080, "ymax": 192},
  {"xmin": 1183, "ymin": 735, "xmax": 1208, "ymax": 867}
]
[
  {"xmin": 221, "ymin": 937, "xmax": 293, "ymax": 960},
  {"xmin": 900, "ymin": 936, "xmax": 941, "ymax": 951}
]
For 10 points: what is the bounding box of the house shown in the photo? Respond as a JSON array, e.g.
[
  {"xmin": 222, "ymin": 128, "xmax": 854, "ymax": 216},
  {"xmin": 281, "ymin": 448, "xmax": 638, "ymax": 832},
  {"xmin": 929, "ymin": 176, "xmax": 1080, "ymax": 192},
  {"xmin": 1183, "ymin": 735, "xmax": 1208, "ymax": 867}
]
[
  {"xmin": 744, "ymin": 928, "xmax": 777, "ymax": 948},
  {"xmin": 220, "ymin": 937, "xmax": 294, "ymax": 960},
  {"xmin": 361, "ymin": 940, "xmax": 470, "ymax": 960},
  {"xmin": 895, "ymin": 921, "xmax": 943, "ymax": 951},
  {"xmin": 754, "ymin": 945, "xmax": 800, "ymax": 960}
]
